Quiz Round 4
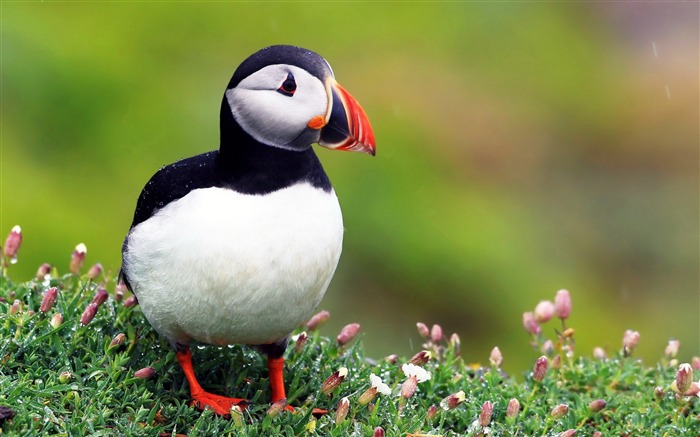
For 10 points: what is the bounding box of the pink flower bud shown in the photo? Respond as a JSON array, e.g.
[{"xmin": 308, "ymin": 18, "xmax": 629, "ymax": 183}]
[
  {"xmin": 554, "ymin": 289, "xmax": 571, "ymax": 320},
  {"xmin": 416, "ymin": 322, "xmax": 430, "ymax": 339},
  {"xmin": 692, "ymin": 356, "xmax": 700, "ymax": 371},
  {"xmin": 622, "ymin": 329, "xmax": 640, "ymax": 356},
  {"xmin": 70, "ymin": 243, "xmax": 87, "ymax": 274},
  {"xmin": 506, "ymin": 398, "xmax": 520, "ymax": 419},
  {"xmin": 109, "ymin": 333, "xmax": 126, "ymax": 349},
  {"xmin": 550, "ymin": 354, "xmax": 562, "ymax": 369},
  {"xmin": 114, "ymin": 281, "xmax": 127, "ymax": 302},
  {"xmin": 373, "ymin": 427, "xmax": 385, "ymax": 437},
  {"xmin": 532, "ymin": 356, "xmax": 548, "ymax": 382},
  {"xmin": 86, "ymin": 263, "xmax": 103, "ymax": 280},
  {"xmin": 534, "ymin": 300, "xmax": 555, "ymax": 323},
  {"xmin": 449, "ymin": 333, "xmax": 461, "ymax": 354},
  {"xmin": 358, "ymin": 386, "xmax": 379, "ymax": 406},
  {"xmin": 134, "ymin": 367, "xmax": 156, "ymax": 379},
  {"xmin": 560, "ymin": 430, "xmax": 576, "ymax": 437},
  {"xmin": 665, "ymin": 340, "xmax": 680, "ymax": 358},
  {"xmin": 489, "ymin": 346, "xmax": 503, "ymax": 367},
  {"xmin": 408, "ymin": 350, "xmax": 432, "ymax": 366},
  {"xmin": 440, "ymin": 390, "xmax": 465, "ymax": 410},
  {"xmin": 336, "ymin": 323, "xmax": 360, "ymax": 346},
  {"xmin": 589, "ymin": 399, "xmax": 606, "ymax": 412},
  {"xmin": 266, "ymin": 398, "xmax": 286, "ymax": 416},
  {"xmin": 426, "ymin": 404, "xmax": 439, "ymax": 420},
  {"xmin": 653, "ymin": 386, "xmax": 664, "ymax": 400},
  {"xmin": 293, "ymin": 331, "xmax": 308, "ymax": 354},
  {"xmin": 123, "ymin": 295, "xmax": 138, "ymax": 307},
  {"xmin": 550, "ymin": 403, "xmax": 569, "ymax": 419},
  {"xmin": 40, "ymin": 287, "xmax": 58, "ymax": 313},
  {"xmin": 522, "ymin": 312, "xmax": 541, "ymax": 335},
  {"xmin": 91, "ymin": 288, "xmax": 109, "ymax": 307},
  {"xmin": 593, "ymin": 432, "xmax": 603, "ymax": 437},
  {"xmin": 541, "ymin": 340, "xmax": 555, "ymax": 356},
  {"xmin": 430, "ymin": 324, "xmax": 443, "ymax": 343},
  {"xmin": 675, "ymin": 363, "xmax": 693, "ymax": 394},
  {"xmin": 321, "ymin": 367, "xmax": 348, "ymax": 395},
  {"xmin": 593, "ymin": 347, "xmax": 607, "ymax": 360},
  {"xmin": 305, "ymin": 310, "xmax": 330, "ymax": 330},
  {"xmin": 80, "ymin": 303, "xmax": 98, "ymax": 326},
  {"xmin": 385, "ymin": 354, "xmax": 398, "ymax": 364},
  {"xmin": 401, "ymin": 375, "xmax": 418, "ymax": 399},
  {"xmin": 554, "ymin": 289, "xmax": 572, "ymax": 319},
  {"xmin": 3, "ymin": 225, "xmax": 22, "ymax": 261},
  {"xmin": 50, "ymin": 313, "xmax": 63, "ymax": 329},
  {"xmin": 58, "ymin": 371, "xmax": 72, "ymax": 384},
  {"xmin": 9, "ymin": 299, "xmax": 21, "ymax": 315},
  {"xmin": 334, "ymin": 397, "xmax": 350, "ymax": 424},
  {"xmin": 478, "ymin": 401, "xmax": 494, "ymax": 427},
  {"xmin": 36, "ymin": 263, "xmax": 52, "ymax": 280}
]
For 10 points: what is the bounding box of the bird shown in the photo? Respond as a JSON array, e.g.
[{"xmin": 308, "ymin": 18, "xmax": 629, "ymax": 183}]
[{"xmin": 120, "ymin": 45, "xmax": 375, "ymax": 416}]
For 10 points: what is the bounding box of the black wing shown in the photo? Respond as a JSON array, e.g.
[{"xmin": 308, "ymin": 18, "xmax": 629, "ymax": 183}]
[
  {"xmin": 119, "ymin": 150, "xmax": 220, "ymax": 290},
  {"xmin": 128, "ymin": 150, "xmax": 221, "ymax": 230}
]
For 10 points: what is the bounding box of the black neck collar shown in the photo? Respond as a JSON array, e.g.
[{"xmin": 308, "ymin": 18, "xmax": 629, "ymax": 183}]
[{"xmin": 218, "ymin": 98, "xmax": 331, "ymax": 194}]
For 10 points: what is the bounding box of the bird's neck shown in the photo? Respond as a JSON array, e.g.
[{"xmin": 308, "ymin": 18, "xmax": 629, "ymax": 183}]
[{"xmin": 217, "ymin": 98, "xmax": 331, "ymax": 194}]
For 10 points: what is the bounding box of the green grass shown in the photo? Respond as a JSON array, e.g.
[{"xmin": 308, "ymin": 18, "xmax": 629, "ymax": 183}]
[{"xmin": 0, "ymin": 260, "xmax": 698, "ymax": 436}]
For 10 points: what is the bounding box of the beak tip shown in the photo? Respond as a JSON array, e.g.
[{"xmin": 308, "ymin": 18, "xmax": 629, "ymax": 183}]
[{"xmin": 322, "ymin": 80, "xmax": 376, "ymax": 157}]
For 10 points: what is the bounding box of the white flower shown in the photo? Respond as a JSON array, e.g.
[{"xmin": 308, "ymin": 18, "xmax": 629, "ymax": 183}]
[
  {"xmin": 370, "ymin": 373, "xmax": 391, "ymax": 395},
  {"xmin": 401, "ymin": 363, "xmax": 431, "ymax": 383}
]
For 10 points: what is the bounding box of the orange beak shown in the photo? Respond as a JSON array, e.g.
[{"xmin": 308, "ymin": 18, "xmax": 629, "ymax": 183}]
[{"xmin": 317, "ymin": 79, "xmax": 376, "ymax": 156}]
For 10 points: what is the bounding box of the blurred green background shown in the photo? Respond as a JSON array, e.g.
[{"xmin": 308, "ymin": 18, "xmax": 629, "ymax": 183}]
[{"xmin": 2, "ymin": 2, "xmax": 698, "ymax": 373}]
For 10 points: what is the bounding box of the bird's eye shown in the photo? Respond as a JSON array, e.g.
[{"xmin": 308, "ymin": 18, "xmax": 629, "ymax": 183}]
[{"xmin": 277, "ymin": 73, "xmax": 297, "ymax": 97}]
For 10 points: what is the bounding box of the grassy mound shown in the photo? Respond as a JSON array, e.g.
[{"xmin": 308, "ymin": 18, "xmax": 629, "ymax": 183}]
[{"xmin": 0, "ymin": 242, "xmax": 698, "ymax": 435}]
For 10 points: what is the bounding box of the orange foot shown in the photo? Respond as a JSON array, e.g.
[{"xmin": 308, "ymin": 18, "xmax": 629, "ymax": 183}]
[
  {"xmin": 176, "ymin": 348, "xmax": 250, "ymax": 417},
  {"xmin": 190, "ymin": 391, "xmax": 249, "ymax": 416}
]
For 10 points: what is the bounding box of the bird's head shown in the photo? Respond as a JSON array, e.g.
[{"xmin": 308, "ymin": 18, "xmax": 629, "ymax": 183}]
[{"xmin": 222, "ymin": 45, "xmax": 375, "ymax": 156}]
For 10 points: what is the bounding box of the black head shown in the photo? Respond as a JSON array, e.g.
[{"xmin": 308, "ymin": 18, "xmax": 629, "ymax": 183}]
[
  {"xmin": 220, "ymin": 45, "xmax": 375, "ymax": 155},
  {"xmin": 227, "ymin": 45, "xmax": 333, "ymax": 90}
]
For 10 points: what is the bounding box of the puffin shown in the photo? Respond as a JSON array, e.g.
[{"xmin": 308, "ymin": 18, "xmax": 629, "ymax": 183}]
[{"xmin": 120, "ymin": 45, "xmax": 375, "ymax": 416}]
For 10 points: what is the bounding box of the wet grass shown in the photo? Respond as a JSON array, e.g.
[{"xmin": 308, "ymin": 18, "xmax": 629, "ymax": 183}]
[{"xmin": 0, "ymin": 254, "xmax": 698, "ymax": 436}]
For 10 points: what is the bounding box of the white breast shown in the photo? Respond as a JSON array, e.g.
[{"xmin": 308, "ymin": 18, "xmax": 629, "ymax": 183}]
[{"xmin": 123, "ymin": 183, "xmax": 343, "ymax": 346}]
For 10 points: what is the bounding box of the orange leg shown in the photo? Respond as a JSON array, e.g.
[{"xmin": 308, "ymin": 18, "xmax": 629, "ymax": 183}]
[
  {"xmin": 176, "ymin": 347, "xmax": 248, "ymax": 416},
  {"xmin": 267, "ymin": 356, "xmax": 328, "ymax": 415},
  {"xmin": 267, "ymin": 356, "xmax": 295, "ymax": 412},
  {"xmin": 267, "ymin": 356, "xmax": 287, "ymax": 403}
]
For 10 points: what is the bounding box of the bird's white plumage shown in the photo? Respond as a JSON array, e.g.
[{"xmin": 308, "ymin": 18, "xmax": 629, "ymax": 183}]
[
  {"xmin": 123, "ymin": 182, "xmax": 343, "ymax": 346},
  {"xmin": 226, "ymin": 65, "xmax": 328, "ymax": 150}
]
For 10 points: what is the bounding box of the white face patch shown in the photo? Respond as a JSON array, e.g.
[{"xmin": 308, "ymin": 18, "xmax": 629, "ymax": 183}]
[{"xmin": 226, "ymin": 65, "xmax": 328, "ymax": 150}]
